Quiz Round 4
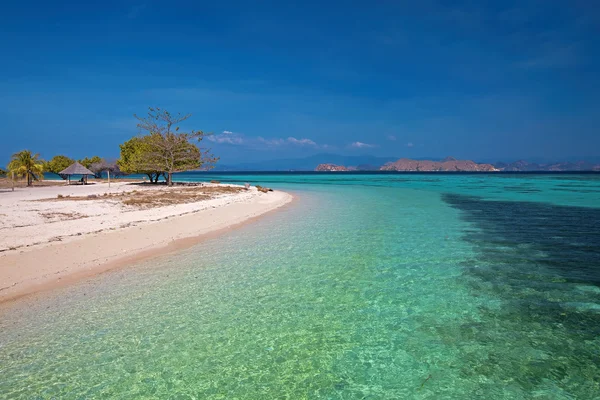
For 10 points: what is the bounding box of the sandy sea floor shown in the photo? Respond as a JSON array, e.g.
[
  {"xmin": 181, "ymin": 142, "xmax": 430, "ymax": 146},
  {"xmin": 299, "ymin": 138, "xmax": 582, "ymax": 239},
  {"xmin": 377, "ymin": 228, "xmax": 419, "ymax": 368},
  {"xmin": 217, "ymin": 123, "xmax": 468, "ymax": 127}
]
[{"xmin": 0, "ymin": 181, "xmax": 292, "ymax": 302}]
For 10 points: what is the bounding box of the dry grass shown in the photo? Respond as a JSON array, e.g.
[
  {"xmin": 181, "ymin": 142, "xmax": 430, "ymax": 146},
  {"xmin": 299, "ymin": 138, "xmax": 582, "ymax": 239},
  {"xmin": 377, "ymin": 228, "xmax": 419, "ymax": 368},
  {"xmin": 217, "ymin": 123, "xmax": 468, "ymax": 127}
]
[
  {"xmin": 40, "ymin": 211, "xmax": 86, "ymax": 221},
  {"xmin": 255, "ymin": 185, "xmax": 273, "ymax": 193},
  {"xmin": 192, "ymin": 186, "xmax": 242, "ymax": 195},
  {"xmin": 122, "ymin": 191, "xmax": 211, "ymax": 207},
  {"xmin": 122, "ymin": 186, "xmax": 243, "ymax": 208},
  {"xmin": 37, "ymin": 185, "xmax": 244, "ymax": 209}
]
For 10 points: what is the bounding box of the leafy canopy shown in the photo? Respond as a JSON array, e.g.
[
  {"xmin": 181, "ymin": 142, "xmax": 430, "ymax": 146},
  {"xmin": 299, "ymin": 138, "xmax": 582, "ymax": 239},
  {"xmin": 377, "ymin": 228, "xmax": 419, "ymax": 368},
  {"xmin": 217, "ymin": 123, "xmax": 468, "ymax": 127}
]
[
  {"xmin": 45, "ymin": 155, "xmax": 75, "ymax": 175},
  {"xmin": 7, "ymin": 150, "xmax": 45, "ymax": 186},
  {"xmin": 78, "ymin": 156, "xmax": 102, "ymax": 169},
  {"xmin": 118, "ymin": 136, "xmax": 164, "ymax": 182},
  {"xmin": 118, "ymin": 107, "xmax": 218, "ymax": 184}
]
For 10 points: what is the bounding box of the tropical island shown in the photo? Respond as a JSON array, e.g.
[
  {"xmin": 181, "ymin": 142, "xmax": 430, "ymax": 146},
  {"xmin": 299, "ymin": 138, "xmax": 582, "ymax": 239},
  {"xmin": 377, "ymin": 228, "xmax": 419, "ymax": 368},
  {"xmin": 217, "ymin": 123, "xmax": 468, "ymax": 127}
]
[
  {"xmin": 1, "ymin": 107, "xmax": 598, "ymax": 302},
  {"xmin": 0, "ymin": 108, "xmax": 292, "ymax": 302}
]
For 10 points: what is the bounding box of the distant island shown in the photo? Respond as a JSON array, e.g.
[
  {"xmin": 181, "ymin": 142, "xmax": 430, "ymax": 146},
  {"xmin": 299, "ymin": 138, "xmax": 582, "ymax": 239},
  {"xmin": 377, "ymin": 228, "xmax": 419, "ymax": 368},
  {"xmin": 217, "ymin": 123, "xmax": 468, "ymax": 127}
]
[
  {"xmin": 214, "ymin": 154, "xmax": 600, "ymax": 172},
  {"xmin": 316, "ymin": 157, "xmax": 495, "ymax": 172},
  {"xmin": 380, "ymin": 157, "xmax": 496, "ymax": 171},
  {"xmin": 315, "ymin": 157, "xmax": 600, "ymax": 172},
  {"xmin": 315, "ymin": 163, "xmax": 349, "ymax": 171}
]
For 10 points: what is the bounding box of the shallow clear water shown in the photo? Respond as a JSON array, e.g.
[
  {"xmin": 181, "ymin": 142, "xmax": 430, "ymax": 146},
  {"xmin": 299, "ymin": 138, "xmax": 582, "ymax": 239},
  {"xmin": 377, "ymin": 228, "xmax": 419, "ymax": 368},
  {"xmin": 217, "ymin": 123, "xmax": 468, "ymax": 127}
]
[{"xmin": 1, "ymin": 173, "xmax": 599, "ymax": 399}]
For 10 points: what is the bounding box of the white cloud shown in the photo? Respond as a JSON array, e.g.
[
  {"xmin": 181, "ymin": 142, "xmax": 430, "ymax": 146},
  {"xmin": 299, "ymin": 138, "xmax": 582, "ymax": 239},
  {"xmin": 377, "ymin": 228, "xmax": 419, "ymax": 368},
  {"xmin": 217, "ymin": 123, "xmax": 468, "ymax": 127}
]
[
  {"xmin": 287, "ymin": 137, "xmax": 317, "ymax": 146},
  {"xmin": 406, "ymin": 142, "xmax": 414, "ymax": 147},
  {"xmin": 258, "ymin": 137, "xmax": 286, "ymax": 146},
  {"xmin": 206, "ymin": 132, "xmax": 244, "ymax": 145},
  {"xmin": 257, "ymin": 136, "xmax": 320, "ymax": 147},
  {"xmin": 387, "ymin": 135, "xmax": 397, "ymax": 141},
  {"xmin": 210, "ymin": 132, "xmax": 326, "ymax": 150},
  {"xmin": 350, "ymin": 141, "xmax": 377, "ymax": 148}
]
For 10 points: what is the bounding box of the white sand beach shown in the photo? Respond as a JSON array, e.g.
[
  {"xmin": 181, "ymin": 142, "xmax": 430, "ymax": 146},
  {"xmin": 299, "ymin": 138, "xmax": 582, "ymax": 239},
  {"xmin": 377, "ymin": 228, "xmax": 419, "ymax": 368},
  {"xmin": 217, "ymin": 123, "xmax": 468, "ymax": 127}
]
[{"xmin": 0, "ymin": 181, "xmax": 292, "ymax": 302}]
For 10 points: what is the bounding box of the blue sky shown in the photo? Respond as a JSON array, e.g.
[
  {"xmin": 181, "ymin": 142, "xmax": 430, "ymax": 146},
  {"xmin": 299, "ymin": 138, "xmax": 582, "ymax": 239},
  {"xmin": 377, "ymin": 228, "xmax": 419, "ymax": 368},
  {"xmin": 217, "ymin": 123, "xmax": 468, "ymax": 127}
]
[{"xmin": 1, "ymin": 0, "xmax": 599, "ymax": 165}]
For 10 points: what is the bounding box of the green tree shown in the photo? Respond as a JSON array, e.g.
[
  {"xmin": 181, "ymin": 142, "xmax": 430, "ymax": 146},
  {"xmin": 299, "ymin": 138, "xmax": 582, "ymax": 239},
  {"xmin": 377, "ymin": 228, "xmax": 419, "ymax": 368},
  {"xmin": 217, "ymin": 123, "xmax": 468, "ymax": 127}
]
[
  {"xmin": 142, "ymin": 132, "xmax": 213, "ymax": 185},
  {"xmin": 78, "ymin": 156, "xmax": 102, "ymax": 169},
  {"xmin": 121, "ymin": 107, "xmax": 217, "ymax": 185},
  {"xmin": 7, "ymin": 150, "xmax": 45, "ymax": 186},
  {"xmin": 117, "ymin": 136, "xmax": 164, "ymax": 183},
  {"xmin": 45, "ymin": 155, "xmax": 75, "ymax": 179},
  {"xmin": 0, "ymin": 167, "xmax": 6, "ymax": 177}
]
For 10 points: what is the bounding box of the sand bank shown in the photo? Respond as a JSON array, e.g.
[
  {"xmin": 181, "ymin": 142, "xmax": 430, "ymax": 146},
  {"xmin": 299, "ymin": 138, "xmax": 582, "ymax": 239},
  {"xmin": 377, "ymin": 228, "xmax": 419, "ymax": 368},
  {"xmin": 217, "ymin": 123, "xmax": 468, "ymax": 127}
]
[{"xmin": 0, "ymin": 182, "xmax": 292, "ymax": 302}]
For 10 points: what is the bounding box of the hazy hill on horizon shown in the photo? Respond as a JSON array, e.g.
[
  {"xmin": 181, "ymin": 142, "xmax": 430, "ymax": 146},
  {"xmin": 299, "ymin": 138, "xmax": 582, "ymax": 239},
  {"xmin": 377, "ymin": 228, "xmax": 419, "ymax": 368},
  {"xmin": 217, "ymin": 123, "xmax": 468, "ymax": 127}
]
[{"xmin": 213, "ymin": 153, "xmax": 600, "ymax": 172}]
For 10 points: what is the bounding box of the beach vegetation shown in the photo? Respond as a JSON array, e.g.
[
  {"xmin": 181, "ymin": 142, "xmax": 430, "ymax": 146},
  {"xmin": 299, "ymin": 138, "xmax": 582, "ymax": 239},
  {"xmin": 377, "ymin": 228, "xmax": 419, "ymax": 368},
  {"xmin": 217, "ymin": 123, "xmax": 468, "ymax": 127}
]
[
  {"xmin": 117, "ymin": 136, "xmax": 165, "ymax": 183},
  {"xmin": 120, "ymin": 107, "xmax": 218, "ymax": 186},
  {"xmin": 7, "ymin": 150, "xmax": 45, "ymax": 186},
  {"xmin": 0, "ymin": 167, "xmax": 6, "ymax": 177},
  {"xmin": 255, "ymin": 185, "xmax": 273, "ymax": 193},
  {"xmin": 41, "ymin": 185, "xmax": 242, "ymax": 208},
  {"xmin": 44, "ymin": 155, "xmax": 75, "ymax": 179},
  {"xmin": 78, "ymin": 156, "xmax": 102, "ymax": 169}
]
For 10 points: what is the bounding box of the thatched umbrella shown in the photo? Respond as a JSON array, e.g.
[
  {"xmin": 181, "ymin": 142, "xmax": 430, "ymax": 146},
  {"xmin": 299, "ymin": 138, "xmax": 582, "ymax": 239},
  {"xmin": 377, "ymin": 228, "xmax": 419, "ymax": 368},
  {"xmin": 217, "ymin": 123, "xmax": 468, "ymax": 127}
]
[{"xmin": 59, "ymin": 162, "xmax": 95, "ymax": 185}]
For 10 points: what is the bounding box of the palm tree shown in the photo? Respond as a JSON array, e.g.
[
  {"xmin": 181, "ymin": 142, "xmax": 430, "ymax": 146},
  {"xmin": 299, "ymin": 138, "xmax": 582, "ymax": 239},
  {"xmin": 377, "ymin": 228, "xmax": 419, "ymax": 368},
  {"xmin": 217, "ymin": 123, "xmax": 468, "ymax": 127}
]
[{"xmin": 7, "ymin": 150, "xmax": 45, "ymax": 186}]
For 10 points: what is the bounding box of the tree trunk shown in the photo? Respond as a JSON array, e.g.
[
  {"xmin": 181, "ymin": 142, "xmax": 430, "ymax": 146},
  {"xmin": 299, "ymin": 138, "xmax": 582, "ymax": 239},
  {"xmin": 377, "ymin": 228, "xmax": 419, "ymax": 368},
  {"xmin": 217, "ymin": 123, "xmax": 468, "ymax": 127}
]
[
  {"xmin": 27, "ymin": 171, "xmax": 32, "ymax": 186},
  {"xmin": 167, "ymin": 171, "xmax": 173, "ymax": 186},
  {"xmin": 147, "ymin": 173, "xmax": 160, "ymax": 183}
]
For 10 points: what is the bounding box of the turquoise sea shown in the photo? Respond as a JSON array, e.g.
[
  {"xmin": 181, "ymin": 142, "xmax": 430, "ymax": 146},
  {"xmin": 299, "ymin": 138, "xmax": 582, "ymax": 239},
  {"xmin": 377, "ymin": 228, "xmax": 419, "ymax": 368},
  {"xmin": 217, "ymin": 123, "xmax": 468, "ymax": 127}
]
[{"xmin": 1, "ymin": 173, "xmax": 599, "ymax": 399}]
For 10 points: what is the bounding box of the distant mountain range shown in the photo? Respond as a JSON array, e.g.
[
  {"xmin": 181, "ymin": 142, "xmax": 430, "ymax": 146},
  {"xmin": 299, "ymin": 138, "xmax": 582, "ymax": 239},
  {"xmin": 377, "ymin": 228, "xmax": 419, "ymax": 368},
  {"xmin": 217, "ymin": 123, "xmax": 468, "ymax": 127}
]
[
  {"xmin": 494, "ymin": 160, "xmax": 600, "ymax": 171},
  {"xmin": 213, "ymin": 153, "xmax": 600, "ymax": 172}
]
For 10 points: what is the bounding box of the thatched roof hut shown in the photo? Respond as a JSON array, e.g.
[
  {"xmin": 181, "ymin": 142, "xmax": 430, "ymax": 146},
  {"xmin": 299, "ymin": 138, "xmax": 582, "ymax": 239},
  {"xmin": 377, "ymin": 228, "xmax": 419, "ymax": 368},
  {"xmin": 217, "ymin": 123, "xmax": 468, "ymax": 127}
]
[
  {"xmin": 59, "ymin": 162, "xmax": 94, "ymax": 175},
  {"xmin": 59, "ymin": 162, "xmax": 95, "ymax": 184}
]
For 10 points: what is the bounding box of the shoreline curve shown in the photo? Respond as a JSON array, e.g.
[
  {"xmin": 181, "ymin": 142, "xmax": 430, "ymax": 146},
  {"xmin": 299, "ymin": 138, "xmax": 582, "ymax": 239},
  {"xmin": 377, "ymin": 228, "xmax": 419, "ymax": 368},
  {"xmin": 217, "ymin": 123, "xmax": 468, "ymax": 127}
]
[{"xmin": 0, "ymin": 189, "xmax": 293, "ymax": 305}]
